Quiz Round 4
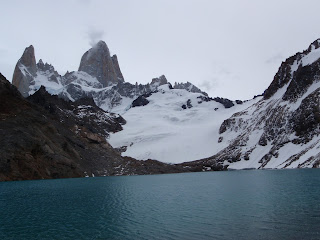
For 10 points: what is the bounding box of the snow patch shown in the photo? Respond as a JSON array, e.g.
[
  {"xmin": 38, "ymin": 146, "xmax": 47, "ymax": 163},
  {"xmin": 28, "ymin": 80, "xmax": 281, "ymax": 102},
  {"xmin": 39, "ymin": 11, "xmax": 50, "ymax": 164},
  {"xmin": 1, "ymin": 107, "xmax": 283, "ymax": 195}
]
[{"xmin": 28, "ymin": 72, "xmax": 64, "ymax": 95}]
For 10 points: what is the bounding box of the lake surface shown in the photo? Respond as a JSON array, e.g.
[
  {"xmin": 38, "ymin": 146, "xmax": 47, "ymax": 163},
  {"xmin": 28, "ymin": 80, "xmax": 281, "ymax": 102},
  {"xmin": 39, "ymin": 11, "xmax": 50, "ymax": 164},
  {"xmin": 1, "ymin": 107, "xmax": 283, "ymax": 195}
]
[{"xmin": 0, "ymin": 169, "xmax": 320, "ymax": 240}]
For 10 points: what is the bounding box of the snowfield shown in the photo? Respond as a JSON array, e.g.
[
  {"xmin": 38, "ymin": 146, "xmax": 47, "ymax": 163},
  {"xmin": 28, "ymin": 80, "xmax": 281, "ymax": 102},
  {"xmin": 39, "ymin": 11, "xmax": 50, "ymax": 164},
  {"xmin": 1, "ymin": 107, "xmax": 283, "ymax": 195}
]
[{"xmin": 109, "ymin": 84, "xmax": 261, "ymax": 163}]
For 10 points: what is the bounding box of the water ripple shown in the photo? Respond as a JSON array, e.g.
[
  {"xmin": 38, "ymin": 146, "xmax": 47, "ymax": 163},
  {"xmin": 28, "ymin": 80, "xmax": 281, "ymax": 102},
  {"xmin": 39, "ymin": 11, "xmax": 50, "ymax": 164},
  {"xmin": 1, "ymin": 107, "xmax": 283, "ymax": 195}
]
[{"xmin": 1, "ymin": 170, "xmax": 320, "ymax": 239}]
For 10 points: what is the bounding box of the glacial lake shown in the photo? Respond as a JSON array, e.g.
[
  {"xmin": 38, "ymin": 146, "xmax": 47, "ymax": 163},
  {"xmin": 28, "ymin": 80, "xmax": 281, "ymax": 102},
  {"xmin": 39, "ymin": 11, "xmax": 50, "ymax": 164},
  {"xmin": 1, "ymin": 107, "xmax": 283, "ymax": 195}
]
[{"xmin": 0, "ymin": 169, "xmax": 320, "ymax": 240}]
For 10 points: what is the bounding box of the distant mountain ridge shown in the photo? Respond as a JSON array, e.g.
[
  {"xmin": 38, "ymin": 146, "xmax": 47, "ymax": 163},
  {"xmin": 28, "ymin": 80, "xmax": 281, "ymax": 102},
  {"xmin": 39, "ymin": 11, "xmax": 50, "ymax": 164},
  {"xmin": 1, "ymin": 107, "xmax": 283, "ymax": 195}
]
[{"xmin": 12, "ymin": 41, "xmax": 232, "ymax": 113}]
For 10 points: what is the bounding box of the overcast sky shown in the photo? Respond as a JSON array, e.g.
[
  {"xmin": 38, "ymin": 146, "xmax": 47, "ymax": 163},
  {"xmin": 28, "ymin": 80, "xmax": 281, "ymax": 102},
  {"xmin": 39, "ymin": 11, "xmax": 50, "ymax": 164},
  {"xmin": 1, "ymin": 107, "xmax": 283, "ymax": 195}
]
[{"xmin": 1, "ymin": 0, "xmax": 320, "ymax": 100}]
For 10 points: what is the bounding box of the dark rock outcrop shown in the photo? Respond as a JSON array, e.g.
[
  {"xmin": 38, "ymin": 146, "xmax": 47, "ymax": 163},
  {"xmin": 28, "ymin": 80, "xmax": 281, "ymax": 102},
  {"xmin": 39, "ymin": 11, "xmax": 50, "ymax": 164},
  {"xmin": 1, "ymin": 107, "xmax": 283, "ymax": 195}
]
[
  {"xmin": 282, "ymin": 60, "xmax": 320, "ymax": 102},
  {"xmin": 290, "ymin": 89, "xmax": 320, "ymax": 140},
  {"xmin": 213, "ymin": 97, "xmax": 234, "ymax": 108},
  {"xmin": 182, "ymin": 99, "xmax": 193, "ymax": 110},
  {"xmin": 197, "ymin": 95, "xmax": 213, "ymax": 103},
  {"xmin": 196, "ymin": 95, "xmax": 236, "ymax": 109},
  {"xmin": 27, "ymin": 86, "xmax": 126, "ymax": 138},
  {"xmin": 131, "ymin": 93, "xmax": 151, "ymax": 108}
]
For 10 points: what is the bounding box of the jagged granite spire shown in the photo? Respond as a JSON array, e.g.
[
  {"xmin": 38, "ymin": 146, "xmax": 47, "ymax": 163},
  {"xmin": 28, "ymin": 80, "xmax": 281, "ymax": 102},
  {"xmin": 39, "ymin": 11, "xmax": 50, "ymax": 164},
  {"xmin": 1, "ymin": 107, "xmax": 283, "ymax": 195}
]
[
  {"xmin": 78, "ymin": 41, "xmax": 124, "ymax": 87},
  {"xmin": 12, "ymin": 45, "xmax": 37, "ymax": 97},
  {"xmin": 111, "ymin": 54, "xmax": 124, "ymax": 81}
]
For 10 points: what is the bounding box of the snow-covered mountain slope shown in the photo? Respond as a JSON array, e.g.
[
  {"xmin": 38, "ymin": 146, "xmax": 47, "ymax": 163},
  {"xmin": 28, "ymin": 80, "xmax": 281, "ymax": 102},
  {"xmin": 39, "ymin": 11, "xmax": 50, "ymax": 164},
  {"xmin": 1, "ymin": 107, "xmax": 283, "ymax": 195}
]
[
  {"xmin": 197, "ymin": 39, "xmax": 320, "ymax": 170},
  {"xmin": 109, "ymin": 84, "xmax": 261, "ymax": 163}
]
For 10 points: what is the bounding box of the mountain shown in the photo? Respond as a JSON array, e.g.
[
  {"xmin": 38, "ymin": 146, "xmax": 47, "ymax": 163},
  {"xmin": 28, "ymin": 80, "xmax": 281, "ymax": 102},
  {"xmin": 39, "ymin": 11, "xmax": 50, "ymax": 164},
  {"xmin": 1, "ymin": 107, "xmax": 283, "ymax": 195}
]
[
  {"xmin": 189, "ymin": 39, "xmax": 320, "ymax": 170},
  {"xmin": 12, "ymin": 41, "xmax": 216, "ymax": 113},
  {"xmin": 11, "ymin": 39, "xmax": 320, "ymax": 172},
  {"xmin": 1, "ymin": 73, "xmax": 198, "ymax": 181}
]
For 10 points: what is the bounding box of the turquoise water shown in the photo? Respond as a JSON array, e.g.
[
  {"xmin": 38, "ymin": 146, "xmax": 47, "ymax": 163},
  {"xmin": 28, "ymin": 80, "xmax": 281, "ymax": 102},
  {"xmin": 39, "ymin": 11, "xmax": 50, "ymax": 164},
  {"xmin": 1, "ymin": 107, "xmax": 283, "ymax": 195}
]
[{"xmin": 0, "ymin": 169, "xmax": 320, "ymax": 240}]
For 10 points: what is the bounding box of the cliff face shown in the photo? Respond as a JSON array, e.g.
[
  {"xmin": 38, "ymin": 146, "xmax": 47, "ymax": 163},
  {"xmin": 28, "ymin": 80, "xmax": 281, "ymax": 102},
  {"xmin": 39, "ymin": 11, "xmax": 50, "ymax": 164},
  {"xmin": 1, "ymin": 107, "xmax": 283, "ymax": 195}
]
[
  {"xmin": 111, "ymin": 54, "xmax": 124, "ymax": 82},
  {"xmin": 12, "ymin": 45, "xmax": 37, "ymax": 97},
  {"xmin": 78, "ymin": 41, "xmax": 124, "ymax": 86}
]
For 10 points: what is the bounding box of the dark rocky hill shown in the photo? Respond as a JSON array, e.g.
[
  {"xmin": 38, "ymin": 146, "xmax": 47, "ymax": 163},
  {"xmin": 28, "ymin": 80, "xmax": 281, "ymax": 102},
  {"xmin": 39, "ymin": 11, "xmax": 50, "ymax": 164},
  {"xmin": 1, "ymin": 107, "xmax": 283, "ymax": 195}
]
[{"xmin": 0, "ymin": 73, "xmax": 197, "ymax": 181}]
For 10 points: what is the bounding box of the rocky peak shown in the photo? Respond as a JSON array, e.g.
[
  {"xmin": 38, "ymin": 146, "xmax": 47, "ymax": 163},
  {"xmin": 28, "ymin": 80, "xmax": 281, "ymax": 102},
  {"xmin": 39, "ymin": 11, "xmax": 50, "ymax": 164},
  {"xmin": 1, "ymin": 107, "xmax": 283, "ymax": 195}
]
[
  {"xmin": 151, "ymin": 75, "xmax": 168, "ymax": 87},
  {"xmin": 38, "ymin": 59, "xmax": 44, "ymax": 65},
  {"xmin": 36, "ymin": 59, "xmax": 45, "ymax": 70},
  {"xmin": 37, "ymin": 59, "xmax": 55, "ymax": 72},
  {"xmin": 78, "ymin": 40, "xmax": 124, "ymax": 87},
  {"xmin": 111, "ymin": 54, "xmax": 124, "ymax": 82},
  {"xmin": 12, "ymin": 45, "xmax": 37, "ymax": 97},
  {"xmin": 174, "ymin": 81, "xmax": 208, "ymax": 96},
  {"xmin": 19, "ymin": 45, "xmax": 37, "ymax": 74},
  {"xmin": 307, "ymin": 39, "xmax": 320, "ymax": 52}
]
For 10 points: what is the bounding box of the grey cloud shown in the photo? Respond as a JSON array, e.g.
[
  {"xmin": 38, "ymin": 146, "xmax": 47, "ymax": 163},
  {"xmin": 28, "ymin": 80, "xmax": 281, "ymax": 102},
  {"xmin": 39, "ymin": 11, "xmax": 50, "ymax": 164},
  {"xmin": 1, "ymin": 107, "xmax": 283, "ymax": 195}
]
[
  {"xmin": 76, "ymin": 0, "xmax": 91, "ymax": 5},
  {"xmin": 87, "ymin": 28, "xmax": 105, "ymax": 47},
  {"xmin": 266, "ymin": 53, "xmax": 284, "ymax": 64},
  {"xmin": 199, "ymin": 80, "xmax": 217, "ymax": 92},
  {"xmin": 2, "ymin": 0, "xmax": 320, "ymax": 100}
]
